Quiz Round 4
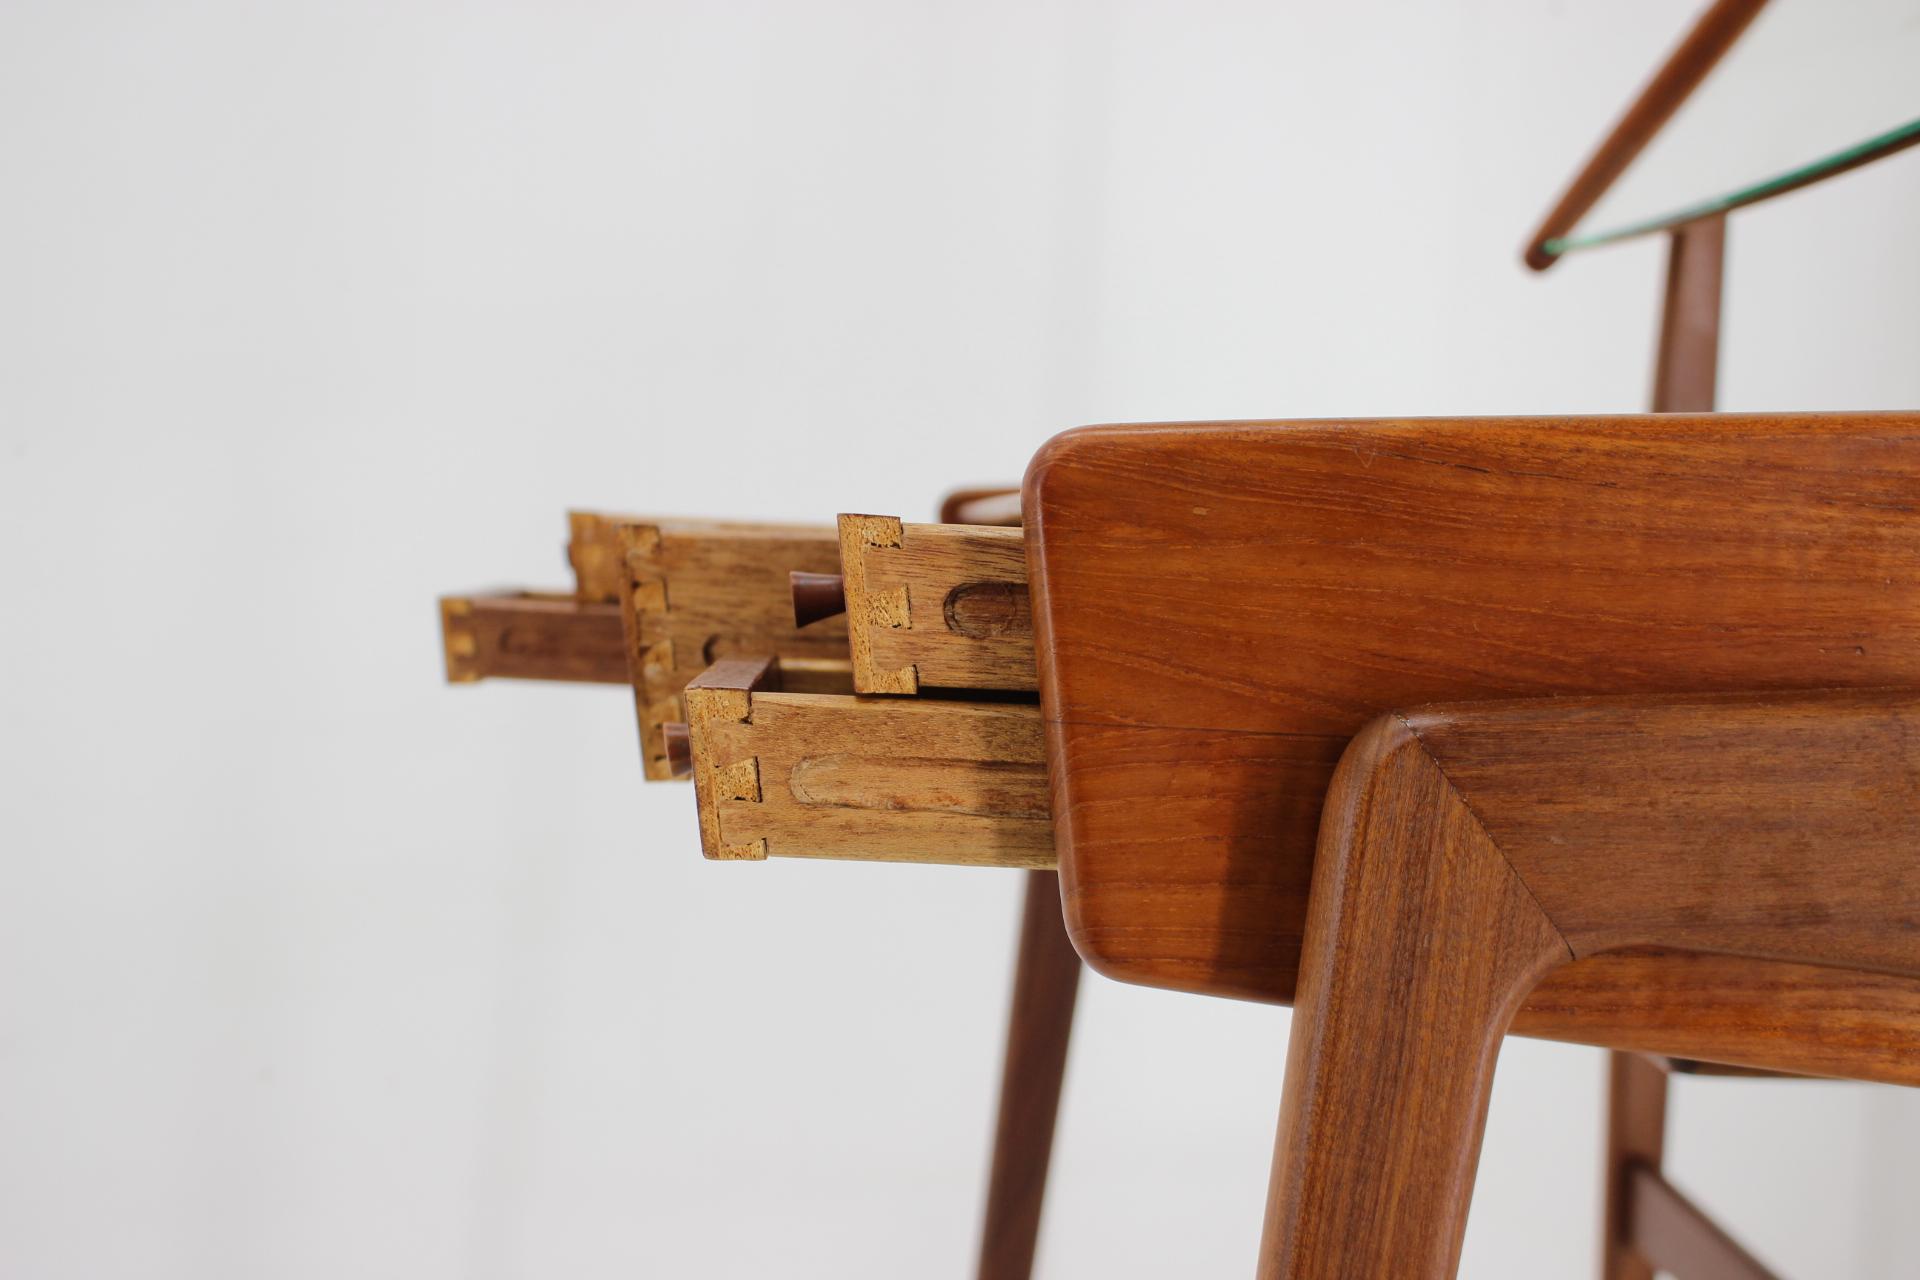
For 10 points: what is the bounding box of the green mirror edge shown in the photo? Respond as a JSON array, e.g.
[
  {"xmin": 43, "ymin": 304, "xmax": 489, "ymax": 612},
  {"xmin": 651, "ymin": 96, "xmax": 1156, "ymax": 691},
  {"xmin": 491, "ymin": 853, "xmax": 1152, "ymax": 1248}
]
[{"xmin": 1543, "ymin": 116, "xmax": 1920, "ymax": 259}]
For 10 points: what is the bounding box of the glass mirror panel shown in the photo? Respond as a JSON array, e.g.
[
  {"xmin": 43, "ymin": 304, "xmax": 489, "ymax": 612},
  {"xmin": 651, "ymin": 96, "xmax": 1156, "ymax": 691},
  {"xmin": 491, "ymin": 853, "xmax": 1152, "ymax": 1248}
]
[{"xmin": 1557, "ymin": 0, "xmax": 1920, "ymax": 254}]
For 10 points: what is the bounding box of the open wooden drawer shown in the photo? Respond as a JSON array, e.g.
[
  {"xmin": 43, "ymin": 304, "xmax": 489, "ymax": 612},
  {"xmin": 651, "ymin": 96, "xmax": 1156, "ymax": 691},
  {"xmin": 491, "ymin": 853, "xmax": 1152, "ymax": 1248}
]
[
  {"xmin": 435, "ymin": 509, "xmax": 655, "ymax": 686},
  {"xmin": 437, "ymin": 509, "xmax": 666, "ymax": 685},
  {"xmin": 440, "ymin": 510, "xmax": 857, "ymax": 780},
  {"xmin": 611, "ymin": 516, "xmax": 852, "ymax": 779},
  {"xmin": 441, "ymin": 506, "xmax": 1040, "ymax": 736},
  {"xmin": 836, "ymin": 514, "xmax": 1036, "ymax": 694},
  {"xmin": 439, "ymin": 591, "xmax": 629, "ymax": 685},
  {"xmin": 683, "ymin": 656, "xmax": 1052, "ymax": 868}
]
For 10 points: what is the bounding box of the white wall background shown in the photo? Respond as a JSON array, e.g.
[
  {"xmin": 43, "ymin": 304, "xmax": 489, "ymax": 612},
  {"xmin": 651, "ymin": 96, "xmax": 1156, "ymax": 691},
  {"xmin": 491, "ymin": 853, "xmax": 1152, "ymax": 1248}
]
[{"xmin": 4, "ymin": 2, "xmax": 1918, "ymax": 1277}]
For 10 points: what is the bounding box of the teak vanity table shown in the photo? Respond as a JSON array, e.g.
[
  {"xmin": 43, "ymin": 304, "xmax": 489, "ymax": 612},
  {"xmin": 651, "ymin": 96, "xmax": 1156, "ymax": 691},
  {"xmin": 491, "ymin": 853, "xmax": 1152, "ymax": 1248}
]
[{"xmin": 439, "ymin": 2, "xmax": 1920, "ymax": 1275}]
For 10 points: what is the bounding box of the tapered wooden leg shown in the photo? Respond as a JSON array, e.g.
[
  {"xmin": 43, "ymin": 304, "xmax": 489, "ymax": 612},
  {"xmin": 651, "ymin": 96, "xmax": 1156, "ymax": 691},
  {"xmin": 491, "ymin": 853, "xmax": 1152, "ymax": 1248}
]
[
  {"xmin": 1258, "ymin": 718, "xmax": 1573, "ymax": 1280},
  {"xmin": 976, "ymin": 870, "xmax": 1082, "ymax": 1280},
  {"xmin": 1601, "ymin": 1052, "xmax": 1668, "ymax": 1280}
]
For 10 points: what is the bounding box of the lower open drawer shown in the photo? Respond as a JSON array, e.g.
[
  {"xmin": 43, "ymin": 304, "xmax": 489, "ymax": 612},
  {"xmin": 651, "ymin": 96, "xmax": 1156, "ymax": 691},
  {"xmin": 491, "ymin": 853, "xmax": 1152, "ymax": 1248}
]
[{"xmin": 684, "ymin": 658, "xmax": 1054, "ymax": 869}]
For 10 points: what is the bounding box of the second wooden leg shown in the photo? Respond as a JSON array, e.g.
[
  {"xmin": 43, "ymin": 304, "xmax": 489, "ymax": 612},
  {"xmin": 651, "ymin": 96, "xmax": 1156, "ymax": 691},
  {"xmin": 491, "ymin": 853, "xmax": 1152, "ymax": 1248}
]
[
  {"xmin": 976, "ymin": 870, "xmax": 1082, "ymax": 1280},
  {"xmin": 1258, "ymin": 719, "xmax": 1572, "ymax": 1280}
]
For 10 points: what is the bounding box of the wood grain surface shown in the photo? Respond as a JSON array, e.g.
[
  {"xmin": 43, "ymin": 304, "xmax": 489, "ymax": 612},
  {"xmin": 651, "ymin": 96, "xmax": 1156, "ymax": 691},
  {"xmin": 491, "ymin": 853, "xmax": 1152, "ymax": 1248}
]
[
  {"xmin": 1023, "ymin": 413, "xmax": 1920, "ymax": 1008},
  {"xmin": 1261, "ymin": 714, "xmax": 1570, "ymax": 1279},
  {"xmin": 1521, "ymin": 950, "xmax": 1920, "ymax": 1084},
  {"xmin": 839, "ymin": 515, "xmax": 1036, "ymax": 694},
  {"xmin": 684, "ymin": 657, "xmax": 1054, "ymax": 868},
  {"xmin": 1408, "ymin": 689, "xmax": 1920, "ymax": 979},
  {"xmin": 617, "ymin": 519, "xmax": 850, "ymax": 780},
  {"xmin": 439, "ymin": 592, "xmax": 629, "ymax": 685},
  {"xmin": 1261, "ymin": 691, "xmax": 1920, "ymax": 1278}
]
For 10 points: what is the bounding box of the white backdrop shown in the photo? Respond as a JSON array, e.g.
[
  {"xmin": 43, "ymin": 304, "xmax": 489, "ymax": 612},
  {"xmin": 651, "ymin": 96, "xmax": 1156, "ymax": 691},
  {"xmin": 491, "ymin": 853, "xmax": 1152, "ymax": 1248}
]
[{"xmin": 5, "ymin": 2, "xmax": 1919, "ymax": 1277}]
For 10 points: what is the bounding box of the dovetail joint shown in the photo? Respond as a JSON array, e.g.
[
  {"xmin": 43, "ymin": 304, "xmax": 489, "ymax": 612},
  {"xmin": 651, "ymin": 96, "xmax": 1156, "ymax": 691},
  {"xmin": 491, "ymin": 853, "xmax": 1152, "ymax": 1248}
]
[
  {"xmin": 869, "ymin": 585, "xmax": 911, "ymax": 629},
  {"xmin": 630, "ymin": 579, "xmax": 666, "ymax": 613},
  {"xmin": 713, "ymin": 757, "xmax": 762, "ymax": 803},
  {"xmin": 859, "ymin": 516, "xmax": 904, "ymax": 549}
]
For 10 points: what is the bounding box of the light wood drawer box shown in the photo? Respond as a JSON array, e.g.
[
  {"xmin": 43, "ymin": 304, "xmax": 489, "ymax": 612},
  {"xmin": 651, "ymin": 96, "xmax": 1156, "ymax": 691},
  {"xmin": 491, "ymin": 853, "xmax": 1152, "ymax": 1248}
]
[
  {"xmin": 603, "ymin": 515, "xmax": 852, "ymax": 780},
  {"xmin": 685, "ymin": 657, "xmax": 1053, "ymax": 869},
  {"xmin": 439, "ymin": 592, "xmax": 629, "ymax": 685},
  {"xmin": 435, "ymin": 510, "xmax": 654, "ymax": 685},
  {"xmin": 838, "ymin": 515, "xmax": 1036, "ymax": 695},
  {"xmin": 440, "ymin": 515, "xmax": 851, "ymax": 748}
]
